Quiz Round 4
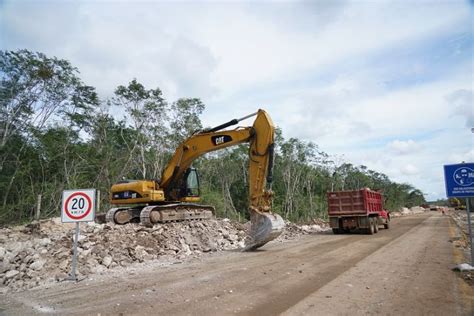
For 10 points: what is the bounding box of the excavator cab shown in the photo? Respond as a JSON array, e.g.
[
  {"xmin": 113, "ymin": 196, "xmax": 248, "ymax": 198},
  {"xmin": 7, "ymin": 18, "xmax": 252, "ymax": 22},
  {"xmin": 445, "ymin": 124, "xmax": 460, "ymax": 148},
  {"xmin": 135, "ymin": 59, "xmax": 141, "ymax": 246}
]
[{"xmin": 181, "ymin": 168, "xmax": 200, "ymax": 197}]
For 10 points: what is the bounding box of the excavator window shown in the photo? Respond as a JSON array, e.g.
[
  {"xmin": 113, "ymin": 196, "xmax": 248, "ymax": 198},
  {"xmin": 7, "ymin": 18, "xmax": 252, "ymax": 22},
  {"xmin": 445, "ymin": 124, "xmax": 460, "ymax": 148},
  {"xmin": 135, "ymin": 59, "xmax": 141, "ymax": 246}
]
[{"xmin": 184, "ymin": 168, "xmax": 200, "ymax": 197}]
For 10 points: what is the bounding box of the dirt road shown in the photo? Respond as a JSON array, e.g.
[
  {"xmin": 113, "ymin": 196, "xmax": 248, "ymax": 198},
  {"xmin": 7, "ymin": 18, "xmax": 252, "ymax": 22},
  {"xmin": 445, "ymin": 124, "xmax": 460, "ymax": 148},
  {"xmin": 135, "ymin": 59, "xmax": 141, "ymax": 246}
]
[{"xmin": 2, "ymin": 213, "xmax": 472, "ymax": 315}]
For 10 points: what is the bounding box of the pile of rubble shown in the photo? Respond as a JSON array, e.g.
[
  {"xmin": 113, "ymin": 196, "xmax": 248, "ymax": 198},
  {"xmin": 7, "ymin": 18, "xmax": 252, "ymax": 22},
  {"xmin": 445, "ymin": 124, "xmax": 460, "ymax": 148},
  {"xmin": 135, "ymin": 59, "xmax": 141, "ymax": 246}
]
[
  {"xmin": 448, "ymin": 209, "xmax": 474, "ymax": 286},
  {"xmin": 0, "ymin": 216, "xmax": 329, "ymax": 293},
  {"xmin": 0, "ymin": 218, "xmax": 250, "ymax": 293},
  {"xmin": 281, "ymin": 221, "xmax": 330, "ymax": 238},
  {"xmin": 450, "ymin": 208, "xmax": 470, "ymax": 235},
  {"xmin": 390, "ymin": 206, "xmax": 429, "ymax": 217},
  {"xmin": 449, "ymin": 209, "xmax": 472, "ymax": 251}
]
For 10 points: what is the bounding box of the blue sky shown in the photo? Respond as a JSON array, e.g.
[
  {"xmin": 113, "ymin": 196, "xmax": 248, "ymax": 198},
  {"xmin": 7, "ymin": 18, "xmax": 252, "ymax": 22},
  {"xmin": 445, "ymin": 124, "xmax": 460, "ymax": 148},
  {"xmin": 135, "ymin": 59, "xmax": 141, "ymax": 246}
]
[{"xmin": 1, "ymin": 0, "xmax": 473, "ymax": 201}]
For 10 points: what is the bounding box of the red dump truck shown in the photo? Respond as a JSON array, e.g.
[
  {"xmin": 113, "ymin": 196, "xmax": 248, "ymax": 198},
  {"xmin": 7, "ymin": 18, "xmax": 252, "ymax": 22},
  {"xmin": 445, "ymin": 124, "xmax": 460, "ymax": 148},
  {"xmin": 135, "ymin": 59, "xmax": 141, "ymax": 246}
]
[{"xmin": 327, "ymin": 188, "xmax": 390, "ymax": 234}]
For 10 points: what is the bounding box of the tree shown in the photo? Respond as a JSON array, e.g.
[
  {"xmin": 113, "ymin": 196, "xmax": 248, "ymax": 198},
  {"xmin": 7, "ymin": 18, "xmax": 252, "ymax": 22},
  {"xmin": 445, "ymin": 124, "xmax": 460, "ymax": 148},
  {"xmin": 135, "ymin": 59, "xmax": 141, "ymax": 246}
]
[
  {"xmin": 112, "ymin": 79, "xmax": 168, "ymax": 179},
  {"xmin": 86, "ymin": 111, "xmax": 135, "ymax": 207},
  {"xmin": 0, "ymin": 50, "xmax": 97, "ymax": 150},
  {"xmin": 0, "ymin": 50, "xmax": 98, "ymax": 224},
  {"xmin": 168, "ymin": 98, "xmax": 205, "ymax": 148}
]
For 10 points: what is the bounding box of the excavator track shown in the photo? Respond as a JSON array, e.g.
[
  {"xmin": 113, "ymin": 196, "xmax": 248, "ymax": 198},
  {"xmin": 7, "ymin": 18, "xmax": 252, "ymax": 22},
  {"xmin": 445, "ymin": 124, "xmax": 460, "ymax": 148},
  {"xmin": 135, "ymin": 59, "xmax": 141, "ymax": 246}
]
[
  {"xmin": 105, "ymin": 208, "xmax": 123, "ymax": 224},
  {"xmin": 105, "ymin": 204, "xmax": 214, "ymax": 226},
  {"xmin": 105, "ymin": 207, "xmax": 144, "ymax": 225},
  {"xmin": 140, "ymin": 203, "xmax": 215, "ymax": 227}
]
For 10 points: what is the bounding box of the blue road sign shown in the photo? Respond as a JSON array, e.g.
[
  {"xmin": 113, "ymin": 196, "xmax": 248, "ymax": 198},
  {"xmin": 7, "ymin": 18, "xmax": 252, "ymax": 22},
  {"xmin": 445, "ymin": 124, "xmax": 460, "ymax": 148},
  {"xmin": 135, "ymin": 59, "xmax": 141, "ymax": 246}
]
[{"xmin": 444, "ymin": 162, "xmax": 474, "ymax": 198}]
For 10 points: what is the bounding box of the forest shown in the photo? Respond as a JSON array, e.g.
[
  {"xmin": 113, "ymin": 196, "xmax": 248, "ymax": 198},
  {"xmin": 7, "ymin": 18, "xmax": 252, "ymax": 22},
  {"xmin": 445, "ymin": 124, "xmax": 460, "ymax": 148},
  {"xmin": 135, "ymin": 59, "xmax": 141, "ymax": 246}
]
[{"xmin": 0, "ymin": 50, "xmax": 426, "ymax": 226}]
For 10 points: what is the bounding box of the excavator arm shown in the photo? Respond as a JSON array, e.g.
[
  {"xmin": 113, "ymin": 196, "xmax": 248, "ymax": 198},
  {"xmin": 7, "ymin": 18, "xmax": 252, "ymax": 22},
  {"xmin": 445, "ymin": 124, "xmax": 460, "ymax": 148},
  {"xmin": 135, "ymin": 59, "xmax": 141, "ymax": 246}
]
[
  {"xmin": 161, "ymin": 110, "xmax": 272, "ymax": 203},
  {"xmin": 160, "ymin": 127, "xmax": 255, "ymax": 200}
]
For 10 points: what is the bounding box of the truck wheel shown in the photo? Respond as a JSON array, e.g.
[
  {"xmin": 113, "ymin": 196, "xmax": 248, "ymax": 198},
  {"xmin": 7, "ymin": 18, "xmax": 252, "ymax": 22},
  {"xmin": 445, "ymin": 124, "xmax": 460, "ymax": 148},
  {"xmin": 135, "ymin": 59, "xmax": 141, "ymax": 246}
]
[
  {"xmin": 332, "ymin": 228, "xmax": 341, "ymax": 234},
  {"xmin": 367, "ymin": 219, "xmax": 375, "ymax": 235},
  {"xmin": 384, "ymin": 220, "xmax": 390, "ymax": 229},
  {"xmin": 374, "ymin": 220, "xmax": 379, "ymax": 233}
]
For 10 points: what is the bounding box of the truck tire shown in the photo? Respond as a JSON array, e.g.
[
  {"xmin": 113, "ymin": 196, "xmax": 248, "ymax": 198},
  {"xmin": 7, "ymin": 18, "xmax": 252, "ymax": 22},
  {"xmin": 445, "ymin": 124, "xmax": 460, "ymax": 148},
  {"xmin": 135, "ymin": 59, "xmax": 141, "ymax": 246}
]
[
  {"xmin": 384, "ymin": 220, "xmax": 390, "ymax": 229},
  {"xmin": 374, "ymin": 220, "xmax": 379, "ymax": 233},
  {"xmin": 367, "ymin": 219, "xmax": 375, "ymax": 235}
]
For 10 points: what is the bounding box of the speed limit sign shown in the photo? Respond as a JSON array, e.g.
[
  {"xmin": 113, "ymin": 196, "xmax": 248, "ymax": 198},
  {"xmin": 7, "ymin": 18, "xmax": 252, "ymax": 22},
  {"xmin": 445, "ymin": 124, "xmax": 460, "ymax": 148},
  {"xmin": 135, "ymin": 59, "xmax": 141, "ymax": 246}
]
[{"xmin": 61, "ymin": 189, "xmax": 96, "ymax": 223}]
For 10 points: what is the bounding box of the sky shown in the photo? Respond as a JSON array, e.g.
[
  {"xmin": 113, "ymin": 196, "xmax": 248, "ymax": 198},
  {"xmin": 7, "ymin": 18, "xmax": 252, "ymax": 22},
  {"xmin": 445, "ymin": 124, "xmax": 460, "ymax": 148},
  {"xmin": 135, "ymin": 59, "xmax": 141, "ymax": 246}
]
[{"xmin": 1, "ymin": 0, "xmax": 473, "ymax": 201}]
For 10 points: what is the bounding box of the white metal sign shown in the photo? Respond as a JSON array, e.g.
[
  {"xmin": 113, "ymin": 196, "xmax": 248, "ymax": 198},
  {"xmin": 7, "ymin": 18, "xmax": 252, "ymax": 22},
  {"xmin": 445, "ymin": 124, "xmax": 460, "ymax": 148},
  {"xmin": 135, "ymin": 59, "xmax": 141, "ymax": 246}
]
[{"xmin": 61, "ymin": 189, "xmax": 96, "ymax": 223}]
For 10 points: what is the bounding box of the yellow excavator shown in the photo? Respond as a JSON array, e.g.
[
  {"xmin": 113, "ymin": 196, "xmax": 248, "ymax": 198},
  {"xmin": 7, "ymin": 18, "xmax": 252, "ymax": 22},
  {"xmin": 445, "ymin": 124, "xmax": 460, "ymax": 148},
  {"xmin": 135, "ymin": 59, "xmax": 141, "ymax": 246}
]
[{"xmin": 105, "ymin": 109, "xmax": 285, "ymax": 250}]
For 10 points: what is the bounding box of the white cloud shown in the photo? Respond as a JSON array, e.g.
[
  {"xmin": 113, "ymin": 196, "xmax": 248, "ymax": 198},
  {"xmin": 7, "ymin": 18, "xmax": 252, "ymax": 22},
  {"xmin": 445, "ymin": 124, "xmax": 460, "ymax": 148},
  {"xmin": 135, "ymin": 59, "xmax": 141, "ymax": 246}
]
[
  {"xmin": 388, "ymin": 140, "xmax": 420, "ymax": 155},
  {"xmin": 400, "ymin": 164, "xmax": 420, "ymax": 176},
  {"xmin": 448, "ymin": 149, "xmax": 474, "ymax": 164},
  {"xmin": 446, "ymin": 89, "xmax": 474, "ymax": 128},
  {"xmin": 1, "ymin": 0, "xmax": 469, "ymax": 99}
]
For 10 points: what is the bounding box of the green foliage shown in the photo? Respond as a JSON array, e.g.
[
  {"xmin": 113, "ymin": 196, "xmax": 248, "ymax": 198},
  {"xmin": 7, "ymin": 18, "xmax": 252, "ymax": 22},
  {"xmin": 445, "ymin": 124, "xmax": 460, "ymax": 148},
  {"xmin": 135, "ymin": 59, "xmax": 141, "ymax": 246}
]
[
  {"xmin": 0, "ymin": 49, "xmax": 426, "ymax": 226},
  {"xmin": 0, "ymin": 50, "xmax": 99, "ymax": 224},
  {"xmin": 169, "ymin": 98, "xmax": 205, "ymax": 147}
]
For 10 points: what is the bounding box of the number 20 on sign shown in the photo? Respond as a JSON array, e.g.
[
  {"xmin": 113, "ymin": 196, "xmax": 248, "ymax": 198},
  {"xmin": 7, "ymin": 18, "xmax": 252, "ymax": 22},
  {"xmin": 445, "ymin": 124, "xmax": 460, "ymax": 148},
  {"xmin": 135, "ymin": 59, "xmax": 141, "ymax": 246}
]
[{"xmin": 61, "ymin": 189, "xmax": 96, "ymax": 223}]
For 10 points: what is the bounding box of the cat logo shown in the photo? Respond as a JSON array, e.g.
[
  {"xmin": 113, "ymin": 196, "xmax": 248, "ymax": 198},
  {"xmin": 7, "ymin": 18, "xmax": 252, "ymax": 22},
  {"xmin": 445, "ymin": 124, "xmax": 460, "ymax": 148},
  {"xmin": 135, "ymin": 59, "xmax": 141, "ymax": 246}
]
[
  {"xmin": 211, "ymin": 135, "xmax": 233, "ymax": 146},
  {"xmin": 215, "ymin": 136, "xmax": 225, "ymax": 145}
]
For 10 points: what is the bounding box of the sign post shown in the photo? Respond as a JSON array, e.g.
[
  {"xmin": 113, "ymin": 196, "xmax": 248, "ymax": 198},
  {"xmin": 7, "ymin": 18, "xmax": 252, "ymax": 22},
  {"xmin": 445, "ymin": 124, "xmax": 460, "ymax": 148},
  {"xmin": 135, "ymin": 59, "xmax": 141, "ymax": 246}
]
[
  {"xmin": 70, "ymin": 222, "xmax": 80, "ymax": 281},
  {"xmin": 61, "ymin": 189, "xmax": 96, "ymax": 281},
  {"xmin": 444, "ymin": 163, "xmax": 474, "ymax": 265}
]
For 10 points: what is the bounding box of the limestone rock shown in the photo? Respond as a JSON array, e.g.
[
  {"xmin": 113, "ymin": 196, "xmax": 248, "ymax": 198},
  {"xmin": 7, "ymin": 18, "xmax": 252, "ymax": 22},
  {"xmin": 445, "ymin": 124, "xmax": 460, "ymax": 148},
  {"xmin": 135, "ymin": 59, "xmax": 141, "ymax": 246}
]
[
  {"xmin": 30, "ymin": 260, "xmax": 46, "ymax": 271},
  {"xmin": 102, "ymin": 256, "xmax": 113, "ymax": 268},
  {"xmin": 5, "ymin": 270, "xmax": 19, "ymax": 279},
  {"xmin": 39, "ymin": 238, "xmax": 52, "ymax": 247},
  {"xmin": 59, "ymin": 259, "xmax": 69, "ymax": 271}
]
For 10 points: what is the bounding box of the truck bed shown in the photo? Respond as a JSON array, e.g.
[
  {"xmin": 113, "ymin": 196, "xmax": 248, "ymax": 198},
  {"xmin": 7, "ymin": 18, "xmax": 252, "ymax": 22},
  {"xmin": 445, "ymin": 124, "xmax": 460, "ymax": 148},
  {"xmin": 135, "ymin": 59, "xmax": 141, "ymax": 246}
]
[{"xmin": 327, "ymin": 189, "xmax": 383, "ymax": 216}]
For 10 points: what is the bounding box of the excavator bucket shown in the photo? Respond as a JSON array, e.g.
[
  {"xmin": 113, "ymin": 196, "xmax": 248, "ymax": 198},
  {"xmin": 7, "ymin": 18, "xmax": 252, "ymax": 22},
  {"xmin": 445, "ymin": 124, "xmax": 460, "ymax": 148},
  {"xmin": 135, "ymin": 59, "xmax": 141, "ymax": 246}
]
[{"xmin": 244, "ymin": 212, "xmax": 285, "ymax": 251}]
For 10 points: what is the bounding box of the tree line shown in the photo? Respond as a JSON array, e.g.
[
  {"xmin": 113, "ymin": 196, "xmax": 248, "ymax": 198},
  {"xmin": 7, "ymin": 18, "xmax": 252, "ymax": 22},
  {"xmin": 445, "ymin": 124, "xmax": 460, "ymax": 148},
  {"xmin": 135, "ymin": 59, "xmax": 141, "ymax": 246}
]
[{"xmin": 0, "ymin": 50, "xmax": 425, "ymax": 225}]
